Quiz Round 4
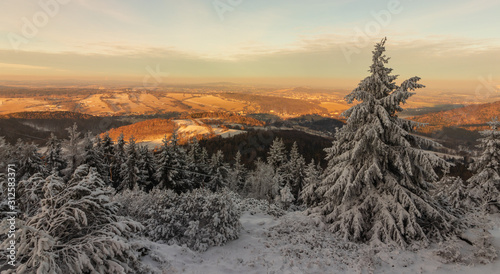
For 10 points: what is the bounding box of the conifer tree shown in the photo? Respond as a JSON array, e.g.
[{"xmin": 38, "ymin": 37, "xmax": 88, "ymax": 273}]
[
  {"xmin": 435, "ymin": 176, "xmax": 472, "ymax": 212},
  {"xmin": 137, "ymin": 145, "xmax": 156, "ymax": 191},
  {"xmin": 267, "ymin": 138, "xmax": 287, "ymax": 171},
  {"xmin": 199, "ymin": 147, "xmax": 209, "ymax": 170},
  {"xmin": 467, "ymin": 118, "xmax": 500, "ymax": 212},
  {"xmin": 286, "ymin": 141, "xmax": 306, "ymax": 201},
  {"xmin": 119, "ymin": 136, "xmax": 140, "ymax": 191},
  {"xmin": 0, "ymin": 137, "xmax": 9, "ymax": 215},
  {"xmin": 0, "ymin": 137, "xmax": 9, "ymax": 171},
  {"xmin": 155, "ymin": 135, "xmax": 178, "ymax": 190},
  {"xmin": 186, "ymin": 138, "xmax": 206, "ymax": 188},
  {"xmin": 17, "ymin": 172, "xmax": 46, "ymax": 218},
  {"xmin": 198, "ymin": 147, "xmax": 211, "ymax": 187},
  {"xmin": 267, "ymin": 138, "xmax": 288, "ymax": 189},
  {"xmin": 111, "ymin": 133, "xmax": 126, "ymax": 188},
  {"xmin": 229, "ymin": 150, "xmax": 247, "ymax": 193},
  {"xmin": 311, "ymin": 38, "xmax": 456, "ymax": 247},
  {"xmin": 16, "ymin": 141, "xmax": 47, "ymax": 181},
  {"xmin": 44, "ymin": 133, "xmax": 66, "ymax": 174},
  {"xmin": 81, "ymin": 132, "xmax": 107, "ymax": 183},
  {"xmin": 99, "ymin": 132, "xmax": 115, "ymax": 180},
  {"xmin": 171, "ymin": 133, "xmax": 191, "ymax": 192},
  {"xmin": 247, "ymin": 160, "xmax": 278, "ymax": 200},
  {"xmin": 280, "ymin": 184, "xmax": 295, "ymax": 208},
  {"xmin": 300, "ymin": 159, "xmax": 323, "ymax": 207},
  {"xmin": 64, "ymin": 123, "xmax": 82, "ymax": 174},
  {"xmin": 208, "ymin": 150, "xmax": 229, "ymax": 192}
]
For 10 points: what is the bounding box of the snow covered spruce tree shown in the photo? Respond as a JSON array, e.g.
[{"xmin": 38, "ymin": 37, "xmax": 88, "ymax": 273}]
[
  {"xmin": 16, "ymin": 140, "xmax": 47, "ymax": 181},
  {"xmin": 310, "ymin": 38, "xmax": 457, "ymax": 247},
  {"xmin": 300, "ymin": 159, "xmax": 323, "ymax": 207},
  {"xmin": 208, "ymin": 150, "xmax": 229, "ymax": 192},
  {"xmin": 137, "ymin": 145, "xmax": 156, "ymax": 191},
  {"xmin": 63, "ymin": 123, "xmax": 82, "ymax": 176},
  {"xmin": 228, "ymin": 150, "xmax": 247, "ymax": 194},
  {"xmin": 434, "ymin": 176, "xmax": 472, "ymax": 212},
  {"xmin": 467, "ymin": 117, "xmax": 500, "ymax": 212},
  {"xmin": 110, "ymin": 133, "xmax": 126, "ymax": 188},
  {"xmin": 81, "ymin": 132, "xmax": 107, "ymax": 183},
  {"xmin": 155, "ymin": 134, "xmax": 192, "ymax": 193},
  {"xmin": 44, "ymin": 133, "xmax": 66, "ymax": 174},
  {"xmin": 286, "ymin": 141, "xmax": 306, "ymax": 201},
  {"xmin": 247, "ymin": 159, "xmax": 278, "ymax": 201},
  {"xmin": 186, "ymin": 138, "xmax": 206, "ymax": 186},
  {"xmin": 119, "ymin": 136, "xmax": 140, "ymax": 191}
]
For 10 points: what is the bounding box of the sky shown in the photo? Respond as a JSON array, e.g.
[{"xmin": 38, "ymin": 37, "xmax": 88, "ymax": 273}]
[{"xmin": 0, "ymin": 0, "xmax": 499, "ymax": 90}]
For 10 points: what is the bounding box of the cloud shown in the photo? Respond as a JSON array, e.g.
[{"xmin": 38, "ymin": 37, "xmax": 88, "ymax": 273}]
[
  {"xmin": 413, "ymin": 0, "xmax": 500, "ymax": 25},
  {"xmin": 0, "ymin": 63, "xmax": 51, "ymax": 70},
  {"xmin": 74, "ymin": 0, "xmax": 141, "ymax": 24}
]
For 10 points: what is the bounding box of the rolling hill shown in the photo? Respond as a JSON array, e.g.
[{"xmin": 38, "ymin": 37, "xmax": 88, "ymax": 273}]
[
  {"xmin": 105, "ymin": 119, "xmax": 176, "ymax": 142},
  {"xmin": 103, "ymin": 114, "xmax": 252, "ymax": 146},
  {"xmin": 410, "ymin": 100, "xmax": 500, "ymax": 132}
]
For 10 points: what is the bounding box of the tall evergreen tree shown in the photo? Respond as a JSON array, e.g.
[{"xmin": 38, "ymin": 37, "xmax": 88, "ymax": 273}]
[
  {"xmin": 64, "ymin": 122, "xmax": 82, "ymax": 174},
  {"xmin": 246, "ymin": 159, "xmax": 278, "ymax": 201},
  {"xmin": 16, "ymin": 141, "xmax": 47, "ymax": 181},
  {"xmin": 110, "ymin": 133, "xmax": 126, "ymax": 188},
  {"xmin": 155, "ymin": 135, "xmax": 178, "ymax": 190},
  {"xmin": 0, "ymin": 137, "xmax": 10, "ymax": 214},
  {"xmin": 267, "ymin": 138, "xmax": 287, "ymax": 171},
  {"xmin": 311, "ymin": 38, "xmax": 456, "ymax": 247},
  {"xmin": 229, "ymin": 150, "xmax": 247, "ymax": 193},
  {"xmin": 208, "ymin": 150, "xmax": 229, "ymax": 192},
  {"xmin": 199, "ymin": 147, "xmax": 210, "ymax": 187},
  {"xmin": 99, "ymin": 132, "xmax": 115, "ymax": 179},
  {"xmin": 44, "ymin": 133, "xmax": 66, "ymax": 174},
  {"xmin": 119, "ymin": 136, "xmax": 140, "ymax": 191},
  {"xmin": 467, "ymin": 118, "xmax": 500, "ymax": 212},
  {"xmin": 300, "ymin": 159, "xmax": 323, "ymax": 207},
  {"xmin": 267, "ymin": 138, "xmax": 288, "ymax": 189},
  {"xmin": 171, "ymin": 134, "xmax": 191, "ymax": 192},
  {"xmin": 286, "ymin": 142, "xmax": 306, "ymax": 201},
  {"xmin": 81, "ymin": 132, "xmax": 107, "ymax": 183},
  {"xmin": 186, "ymin": 138, "xmax": 206, "ymax": 188},
  {"xmin": 137, "ymin": 145, "xmax": 156, "ymax": 191},
  {"xmin": 0, "ymin": 137, "xmax": 9, "ymax": 171},
  {"xmin": 17, "ymin": 172, "xmax": 46, "ymax": 218}
]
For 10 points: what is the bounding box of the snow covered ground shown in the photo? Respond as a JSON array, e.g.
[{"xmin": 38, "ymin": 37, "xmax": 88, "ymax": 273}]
[
  {"xmin": 174, "ymin": 119, "xmax": 245, "ymax": 139},
  {"xmin": 137, "ymin": 206, "xmax": 500, "ymax": 273},
  {"xmin": 138, "ymin": 119, "xmax": 246, "ymax": 148}
]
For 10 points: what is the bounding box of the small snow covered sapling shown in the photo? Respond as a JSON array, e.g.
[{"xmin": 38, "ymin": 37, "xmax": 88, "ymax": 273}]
[
  {"xmin": 435, "ymin": 176, "xmax": 473, "ymax": 212},
  {"xmin": 278, "ymin": 184, "xmax": 295, "ymax": 210}
]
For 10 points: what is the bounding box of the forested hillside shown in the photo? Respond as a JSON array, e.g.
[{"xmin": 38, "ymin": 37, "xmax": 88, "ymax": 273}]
[{"xmin": 411, "ymin": 101, "xmax": 500, "ymax": 132}]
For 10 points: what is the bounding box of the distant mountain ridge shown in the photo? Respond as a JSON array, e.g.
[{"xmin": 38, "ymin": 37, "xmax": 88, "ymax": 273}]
[
  {"xmin": 410, "ymin": 100, "xmax": 500, "ymax": 132},
  {"xmin": 0, "ymin": 111, "xmax": 95, "ymax": 120}
]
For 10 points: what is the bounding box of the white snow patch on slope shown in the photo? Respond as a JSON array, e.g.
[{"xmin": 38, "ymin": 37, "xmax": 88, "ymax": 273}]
[{"xmin": 138, "ymin": 205, "xmax": 500, "ymax": 273}]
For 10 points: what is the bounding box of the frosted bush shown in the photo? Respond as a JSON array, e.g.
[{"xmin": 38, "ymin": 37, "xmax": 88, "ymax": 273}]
[
  {"xmin": 0, "ymin": 166, "xmax": 144, "ymax": 274},
  {"xmin": 116, "ymin": 188, "xmax": 242, "ymax": 252}
]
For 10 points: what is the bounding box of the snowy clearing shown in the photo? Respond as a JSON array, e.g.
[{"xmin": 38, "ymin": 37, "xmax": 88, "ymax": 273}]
[{"xmin": 138, "ymin": 207, "xmax": 500, "ymax": 274}]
